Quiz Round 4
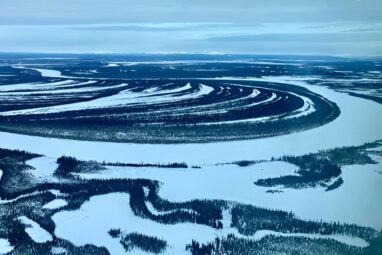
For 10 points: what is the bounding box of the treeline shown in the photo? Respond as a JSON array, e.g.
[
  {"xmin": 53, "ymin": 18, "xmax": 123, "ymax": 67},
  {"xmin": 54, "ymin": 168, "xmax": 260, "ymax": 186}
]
[
  {"xmin": 54, "ymin": 155, "xmax": 190, "ymax": 179},
  {"xmin": 317, "ymin": 142, "xmax": 379, "ymax": 166},
  {"xmin": 231, "ymin": 204, "xmax": 377, "ymax": 242},
  {"xmin": 0, "ymin": 147, "xmax": 40, "ymax": 162},
  {"xmin": 104, "ymin": 161, "xmax": 188, "ymax": 168},
  {"xmin": 325, "ymin": 177, "xmax": 344, "ymax": 191},
  {"xmin": 129, "ymin": 183, "xmax": 225, "ymax": 229},
  {"xmin": 0, "ymin": 148, "xmax": 42, "ymax": 198},
  {"xmin": 254, "ymin": 140, "xmax": 381, "ymax": 190},
  {"xmin": 255, "ymin": 153, "xmax": 341, "ymax": 190},
  {"xmin": 108, "ymin": 229, "xmax": 167, "ymax": 254},
  {"xmin": 186, "ymin": 234, "xmax": 364, "ymax": 255}
]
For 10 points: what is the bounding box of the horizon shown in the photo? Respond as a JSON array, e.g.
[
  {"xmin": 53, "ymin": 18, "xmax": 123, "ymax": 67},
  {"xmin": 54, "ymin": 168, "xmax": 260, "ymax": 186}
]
[{"xmin": 1, "ymin": 51, "xmax": 381, "ymax": 59}]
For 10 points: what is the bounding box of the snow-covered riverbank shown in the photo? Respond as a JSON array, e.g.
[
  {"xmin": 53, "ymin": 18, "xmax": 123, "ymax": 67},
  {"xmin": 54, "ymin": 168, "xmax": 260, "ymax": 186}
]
[{"xmin": 0, "ymin": 76, "xmax": 381, "ymax": 165}]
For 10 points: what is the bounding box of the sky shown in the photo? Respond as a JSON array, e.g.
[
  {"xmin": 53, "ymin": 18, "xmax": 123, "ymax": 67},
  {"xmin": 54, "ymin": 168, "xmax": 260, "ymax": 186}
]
[{"xmin": 0, "ymin": 0, "xmax": 382, "ymax": 56}]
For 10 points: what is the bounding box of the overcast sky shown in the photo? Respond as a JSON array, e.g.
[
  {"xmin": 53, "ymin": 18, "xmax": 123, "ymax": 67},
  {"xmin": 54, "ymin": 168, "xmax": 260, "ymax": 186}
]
[{"xmin": 0, "ymin": 0, "xmax": 381, "ymax": 56}]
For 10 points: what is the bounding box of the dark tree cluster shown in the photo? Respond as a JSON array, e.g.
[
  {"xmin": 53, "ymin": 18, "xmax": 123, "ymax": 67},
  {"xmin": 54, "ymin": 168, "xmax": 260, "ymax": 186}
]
[
  {"xmin": 104, "ymin": 161, "xmax": 188, "ymax": 168},
  {"xmin": 253, "ymin": 141, "xmax": 381, "ymax": 191},
  {"xmin": 0, "ymin": 148, "xmax": 42, "ymax": 197},
  {"xmin": 231, "ymin": 204, "xmax": 378, "ymax": 242},
  {"xmin": 318, "ymin": 142, "xmax": 379, "ymax": 166},
  {"xmin": 325, "ymin": 177, "xmax": 344, "ymax": 191},
  {"xmin": 0, "ymin": 148, "xmax": 40, "ymax": 162},
  {"xmin": 55, "ymin": 155, "xmax": 81, "ymax": 177},
  {"xmin": 254, "ymin": 153, "xmax": 341, "ymax": 190},
  {"xmin": 186, "ymin": 234, "xmax": 365, "ymax": 255},
  {"xmin": 109, "ymin": 230, "xmax": 167, "ymax": 254}
]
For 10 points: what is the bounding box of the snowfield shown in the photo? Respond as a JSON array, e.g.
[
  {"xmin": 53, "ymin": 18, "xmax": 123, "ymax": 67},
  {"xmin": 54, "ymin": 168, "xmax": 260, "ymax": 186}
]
[
  {"xmin": 43, "ymin": 199, "xmax": 68, "ymax": 210},
  {"xmin": 76, "ymin": 158, "xmax": 382, "ymax": 230},
  {"xmin": 12, "ymin": 66, "xmax": 74, "ymax": 79},
  {"xmin": 52, "ymin": 192, "xmax": 369, "ymax": 255},
  {"xmin": 18, "ymin": 216, "xmax": 53, "ymax": 243},
  {"xmin": 0, "ymin": 238, "xmax": 13, "ymax": 254},
  {"xmin": 26, "ymin": 156, "xmax": 58, "ymax": 182}
]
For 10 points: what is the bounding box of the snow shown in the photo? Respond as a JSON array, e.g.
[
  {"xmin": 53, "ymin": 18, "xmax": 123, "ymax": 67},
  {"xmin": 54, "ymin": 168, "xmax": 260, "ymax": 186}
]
[
  {"xmin": 26, "ymin": 156, "xmax": 58, "ymax": 182},
  {"xmin": 221, "ymin": 209, "xmax": 232, "ymax": 228},
  {"xmin": 0, "ymin": 80, "xmax": 76, "ymax": 92},
  {"xmin": 0, "ymin": 191, "xmax": 46, "ymax": 205},
  {"xmin": 48, "ymin": 189, "xmax": 65, "ymax": 197},
  {"xmin": 0, "ymin": 238, "xmax": 13, "ymax": 254},
  {"xmin": 106, "ymin": 60, "xmax": 302, "ymax": 66},
  {"xmin": 51, "ymin": 247, "xmax": 67, "ymax": 254},
  {"xmin": 13, "ymin": 66, "xmax": 73, "ymax": 79},
  {"xmin": 52, "ymin": 192, "xmax": 369, "ymax": 255},
  {"xmin": 43, "ymin": 199, "xmax": 68, "ymax": 210},
  {"xmin": 0, "ymin": 82, "xmax": 121, "ymax": 96},
  {"xmin": 0, "ymin": 81, "xmax": 214, "ymax": 116},
  {"xmin": 0, "ymin": 76, "xmax": 381, "ymax": 167},
  {"xmin": 145, "ymin": 200, "xmax": 196, "ymax": 217},
  {"xmin": 105, "ymin": 63, "xmax": 119, "ymax": 67},
  {"xmin": 76, "ymin": 157, "xmax": 382, "ymax": 231},
  {"xmin": 0, "ymin": 75, "xmax": 381, "ymax": 233},
  {"xmin": 18, "ymin": 216, "xmax": 53, "ymax": 243},
  {"xmin": 0, "ymin": 82, "xmax": 130, "ymax": 116},
  {"xmin": 53, "ymin": 192, "xmax": 219, "ymax": 255},
  {"xmin": 252, "ymin": 230, "xmax": 369, "ymax": 248}
]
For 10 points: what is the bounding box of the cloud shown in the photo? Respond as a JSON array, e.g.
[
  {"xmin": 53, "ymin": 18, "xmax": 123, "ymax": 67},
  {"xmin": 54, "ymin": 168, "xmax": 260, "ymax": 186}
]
[
  {"xmin": 204, "ymin": 32, "xmax": 382, "ymax": 43},
  {"xmin": 67, "ymin": 23, "xmax": 260, "ymax": 32},
  {"xmin": 0, "ymin": 1, "xmax": 381, "ymax": 55},
  {"xmin": 0, "ymin": 0, "xmax": 381, "ymax": 25}
]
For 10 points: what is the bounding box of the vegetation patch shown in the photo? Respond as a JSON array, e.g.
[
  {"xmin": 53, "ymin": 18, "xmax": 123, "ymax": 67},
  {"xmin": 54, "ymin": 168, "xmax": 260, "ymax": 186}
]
[
  {"xmin": 109, "ymin": 229, "xmax": 168, "ymax": 254},
  {"xmin": 252, "ymin": 141, "xmax": 381, "ymax": 190}
]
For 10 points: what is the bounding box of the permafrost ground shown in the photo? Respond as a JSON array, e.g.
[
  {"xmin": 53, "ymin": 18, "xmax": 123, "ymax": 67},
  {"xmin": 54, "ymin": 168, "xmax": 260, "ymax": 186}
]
[{"xmin": 0, "ymin": 54, "xmax": 381, "ymax": 255}]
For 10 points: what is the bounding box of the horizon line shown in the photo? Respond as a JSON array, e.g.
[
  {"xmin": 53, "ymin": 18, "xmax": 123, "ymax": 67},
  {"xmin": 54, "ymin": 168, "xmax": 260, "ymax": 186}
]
[{"xmin": 1, "ymin": 51, "xmax": 381, "ymax": 59}]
